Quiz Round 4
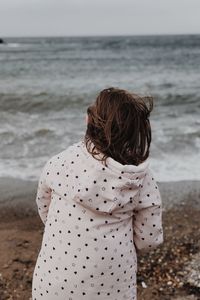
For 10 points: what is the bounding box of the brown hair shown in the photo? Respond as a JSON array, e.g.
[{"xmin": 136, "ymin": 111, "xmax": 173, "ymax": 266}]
[{"xmin": 84, "ymin": 87, "xmax": 153, "ymax": 166}]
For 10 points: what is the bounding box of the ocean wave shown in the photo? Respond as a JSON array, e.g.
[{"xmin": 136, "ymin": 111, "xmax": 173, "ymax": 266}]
[
  {"xmin": 154, "ymin": 131, "xmax": 200, "ymax": 154},
  {"xmin": 0, "ymin": 42, "xmax": 32, "ymax": 49},
  {"xmin": 12, "ymin": 128, "xmax": 55, "ymax": 140},
  {"xmin": 1, "ymin": 92, "xmax": 199, "ymax": 113},
  {"xmin": 0, "ymin": 93, "xmax": 89, "ymax": 113},
  {"xmin": 6, "ymin": 43, "xmax": 21, "ymax": 48},
  {"xmin": 156, "ymin": 93, "xmax": 200, "ymax": 106}
]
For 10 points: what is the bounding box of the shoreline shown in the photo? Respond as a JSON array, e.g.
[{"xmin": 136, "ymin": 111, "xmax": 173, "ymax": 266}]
[{"xmin": 0, "ymin": 177, "xmax": 200, "ymax": 219}]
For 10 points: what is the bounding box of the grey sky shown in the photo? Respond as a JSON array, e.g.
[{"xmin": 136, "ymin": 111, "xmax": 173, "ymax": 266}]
[{"xmin": 0, "ymin": 0, "xmax": 199, "ymax": 37}]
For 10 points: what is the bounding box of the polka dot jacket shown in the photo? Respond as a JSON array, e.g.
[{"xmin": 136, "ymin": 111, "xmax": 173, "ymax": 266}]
[{"xmin": 32, "ymin": 140, "xmax": 163, "ymax": 300}]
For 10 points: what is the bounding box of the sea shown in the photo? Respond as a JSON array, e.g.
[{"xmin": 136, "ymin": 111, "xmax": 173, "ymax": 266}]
[{"xmin": 0, "ymin": 35, "xmax": 200, "ymax": 182}]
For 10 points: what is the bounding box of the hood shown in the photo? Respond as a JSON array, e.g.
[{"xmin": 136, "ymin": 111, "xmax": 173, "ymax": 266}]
[{"xmin": 77, "ymin": 140, "xmax": 150, "ymax": 215}]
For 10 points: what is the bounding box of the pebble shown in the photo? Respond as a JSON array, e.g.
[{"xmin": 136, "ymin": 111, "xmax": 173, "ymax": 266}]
[
  {"xmin": 141, "ymin": 281, "xmax": 147, "ymax": 288},
  {"xmin": 137, "ymin": 205, "xmax": 200, "ymax": 299},
  {"xmin": 183, "ymin": 252, "xmax": 200, "ymax": 289}
]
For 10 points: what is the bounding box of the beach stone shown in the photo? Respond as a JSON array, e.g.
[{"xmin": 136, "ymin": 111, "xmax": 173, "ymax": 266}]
[
  {"xmin": 174, "ymin": 296, "xmax": 198, "ymax": 300},
  {"xmin": 183, "ymin": 252, "xmax": 200, "ymax": 289}
]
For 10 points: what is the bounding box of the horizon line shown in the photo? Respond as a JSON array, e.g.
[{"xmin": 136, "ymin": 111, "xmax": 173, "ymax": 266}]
[{"xmin": 1, "ymin": 32, "xmax": 200, "ymax": 39}]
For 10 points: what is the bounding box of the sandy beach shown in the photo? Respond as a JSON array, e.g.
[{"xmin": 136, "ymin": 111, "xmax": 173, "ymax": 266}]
[{"xmin": 0, "ymin": 179, "xmax": 200, "ymax": 300}]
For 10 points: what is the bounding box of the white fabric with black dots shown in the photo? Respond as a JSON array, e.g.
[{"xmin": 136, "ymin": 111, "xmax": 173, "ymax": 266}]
[{"xmin": 32, "ymin": 140, "xmax": 163, "ymax": 300}]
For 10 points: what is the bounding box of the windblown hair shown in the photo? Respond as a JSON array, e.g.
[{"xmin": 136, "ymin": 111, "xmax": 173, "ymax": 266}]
[{"xmin": 84, "ymin": 87, "xmax": 153, "ymax": 166}]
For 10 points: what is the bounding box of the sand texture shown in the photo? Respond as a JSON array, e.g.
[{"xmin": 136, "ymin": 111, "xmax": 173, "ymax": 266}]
[{"xmin": 0, "ymin": 179, "xmax": 200, "ymax": 299}]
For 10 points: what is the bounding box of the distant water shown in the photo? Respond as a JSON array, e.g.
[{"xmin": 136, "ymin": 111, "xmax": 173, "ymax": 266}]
[{"xmin": 0, "ymin": 35, "xmax": 200, "ymax": 182}]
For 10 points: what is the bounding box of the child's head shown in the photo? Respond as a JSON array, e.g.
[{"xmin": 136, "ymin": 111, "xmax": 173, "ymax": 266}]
[{"xmin": 85, "ymin": 87, "xmax": 153, "ymax": 166}]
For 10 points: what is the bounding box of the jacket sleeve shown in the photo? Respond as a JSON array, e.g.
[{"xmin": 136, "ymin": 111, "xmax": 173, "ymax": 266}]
[
  {"xmin": 36, "ymin": 160, "xmax": 52, "ymax": 225},
  {"xmin": 132, "ymin": 168, "xmax": 163, "ymax": 251}
]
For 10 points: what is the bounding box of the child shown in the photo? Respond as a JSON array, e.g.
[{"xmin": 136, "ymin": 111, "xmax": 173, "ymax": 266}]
[{"xmin": 32, "ymin": 87, "xmax": 163, "ymax": 300}]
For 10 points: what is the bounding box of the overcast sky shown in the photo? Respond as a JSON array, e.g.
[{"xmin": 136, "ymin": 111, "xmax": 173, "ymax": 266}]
[{"xmin": 0, "ymin": 0, "xmax": 200, "ymax": 37}]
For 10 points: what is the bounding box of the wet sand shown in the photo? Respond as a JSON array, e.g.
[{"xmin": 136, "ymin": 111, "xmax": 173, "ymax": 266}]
[{"xmin": 0, "ymin": 179, "xmax": 200, "ymax": 300}]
